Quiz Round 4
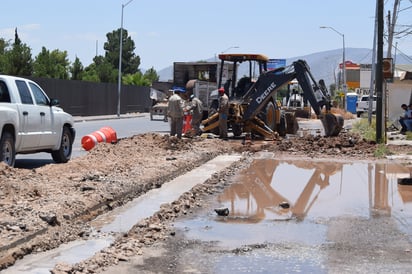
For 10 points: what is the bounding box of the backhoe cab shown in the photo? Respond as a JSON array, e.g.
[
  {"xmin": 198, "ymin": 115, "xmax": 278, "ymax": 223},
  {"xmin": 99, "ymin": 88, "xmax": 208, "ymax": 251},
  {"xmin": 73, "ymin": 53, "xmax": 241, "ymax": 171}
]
[{"xmin": 201, "ymin": 54, "xmax": 343, "ymax": 138}]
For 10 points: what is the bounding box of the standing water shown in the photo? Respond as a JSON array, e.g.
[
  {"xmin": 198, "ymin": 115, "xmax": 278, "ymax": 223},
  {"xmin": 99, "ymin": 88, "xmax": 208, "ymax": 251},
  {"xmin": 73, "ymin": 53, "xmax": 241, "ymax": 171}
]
[{"xmin": 173, "ymin": 152, "xmax": 412, "ymax": 273}]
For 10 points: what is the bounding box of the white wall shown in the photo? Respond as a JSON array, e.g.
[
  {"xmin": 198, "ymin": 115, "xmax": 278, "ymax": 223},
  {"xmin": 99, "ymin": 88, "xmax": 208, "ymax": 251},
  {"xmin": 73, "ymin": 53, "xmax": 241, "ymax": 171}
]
[{"xmin": 387, "ymin": 82, "xmax": 412, "ymax": 123}]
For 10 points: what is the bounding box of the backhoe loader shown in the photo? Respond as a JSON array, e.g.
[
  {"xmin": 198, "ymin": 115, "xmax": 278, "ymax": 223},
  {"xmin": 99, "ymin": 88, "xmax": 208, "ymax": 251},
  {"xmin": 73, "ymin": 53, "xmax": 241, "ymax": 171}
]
[{"xmin": 201, "ymin": 54, "xmax": 343, "ymax": 138}]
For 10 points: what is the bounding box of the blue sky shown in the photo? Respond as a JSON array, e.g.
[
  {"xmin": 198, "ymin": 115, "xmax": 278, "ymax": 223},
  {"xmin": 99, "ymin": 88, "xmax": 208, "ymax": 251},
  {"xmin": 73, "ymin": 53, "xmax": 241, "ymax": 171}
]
[{"xmin": 1, "ymin": 0, "xmax": 411, "ymax": 71}]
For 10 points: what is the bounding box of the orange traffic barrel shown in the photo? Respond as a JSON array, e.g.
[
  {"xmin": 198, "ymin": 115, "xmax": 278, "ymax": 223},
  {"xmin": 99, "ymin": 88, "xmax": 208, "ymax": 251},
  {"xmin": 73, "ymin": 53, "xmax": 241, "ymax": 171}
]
[
  {"xmin": 183, "ymin": 114, "xmax": 192, "ymax": 134},
  {"xmin": 81, "ymin": 126, "xmax": 118, "ymax": 151}
]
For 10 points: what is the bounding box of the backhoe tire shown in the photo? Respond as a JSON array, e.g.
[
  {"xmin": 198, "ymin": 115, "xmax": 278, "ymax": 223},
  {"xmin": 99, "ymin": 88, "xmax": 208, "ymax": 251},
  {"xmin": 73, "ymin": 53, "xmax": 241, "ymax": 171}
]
[
  {"xmin": 0, "ymin": 131, "xmax": 16, "ymax": 167},
  {"xmin": 264, "ymin": 101, "xmax": 276, "ymax": 131},
  {"xmin": 276, "ymin": 113, "xmax": 287, "ymax": 137},
  {"xmin": 285, "ymin": 112, "xmax": 299, "ymax": 134},
  {"xmin": 231, "ymin": 123, "xmax": 243, "ymax": 137}
]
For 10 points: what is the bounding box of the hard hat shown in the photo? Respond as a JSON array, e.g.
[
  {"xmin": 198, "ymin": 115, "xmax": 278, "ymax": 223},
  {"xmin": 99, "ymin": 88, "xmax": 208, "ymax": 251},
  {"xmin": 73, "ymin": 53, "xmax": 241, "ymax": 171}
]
[
  {"xmin": 218, "ymin": 87, "xmax": 225, "ymax": 93},
  {"xmin": 173, "ymin": 86, "xmax": 186, "ymax": 93}
]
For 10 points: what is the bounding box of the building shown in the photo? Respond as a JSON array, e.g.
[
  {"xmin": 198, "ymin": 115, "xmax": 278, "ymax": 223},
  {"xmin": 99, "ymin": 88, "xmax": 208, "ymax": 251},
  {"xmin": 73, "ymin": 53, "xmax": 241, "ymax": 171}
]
[{"xmin": 337, "ymin": 61, "xmax": 412, "ymax": 123}]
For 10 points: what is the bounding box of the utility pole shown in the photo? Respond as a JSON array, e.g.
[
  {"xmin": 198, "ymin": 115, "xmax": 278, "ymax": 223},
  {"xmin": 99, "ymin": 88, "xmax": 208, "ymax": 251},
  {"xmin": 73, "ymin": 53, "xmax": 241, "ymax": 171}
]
[
  {"xmin": 319, "ymin": 26, "xmax": 347, "ymax": 111},
  {"xmin": 369, "ymin": 1, "xmax": 378, "ymax": 125},
  {"xmin": 387, "ymin": 0, "xmax": 400, "ymax": 58},
  {"xmin": 376, "ymin": 0, "xmax": 384, "ymax": 143}
]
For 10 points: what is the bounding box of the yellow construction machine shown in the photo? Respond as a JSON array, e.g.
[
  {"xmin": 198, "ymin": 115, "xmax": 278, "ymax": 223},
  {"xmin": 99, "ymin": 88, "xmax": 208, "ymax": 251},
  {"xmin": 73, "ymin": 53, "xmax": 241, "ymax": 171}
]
[{"xmin": 201, "ymin": 54, "xmax": 343, "ymax": 138}]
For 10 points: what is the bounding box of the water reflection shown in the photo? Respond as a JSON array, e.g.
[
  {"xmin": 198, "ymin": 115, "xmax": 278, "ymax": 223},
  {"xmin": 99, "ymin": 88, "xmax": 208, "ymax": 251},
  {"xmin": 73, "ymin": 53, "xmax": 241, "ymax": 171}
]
[{"xmin": 217, "ymin": 153, "xmax": 412, "ymax": 222}]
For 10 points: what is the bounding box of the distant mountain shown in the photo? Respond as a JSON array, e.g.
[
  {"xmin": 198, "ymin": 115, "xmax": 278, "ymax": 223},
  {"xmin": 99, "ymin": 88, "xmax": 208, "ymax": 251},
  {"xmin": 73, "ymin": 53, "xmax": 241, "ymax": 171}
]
[{"xmin": 157, "ymin": 48, "xmax": 412, "ymax": 87}]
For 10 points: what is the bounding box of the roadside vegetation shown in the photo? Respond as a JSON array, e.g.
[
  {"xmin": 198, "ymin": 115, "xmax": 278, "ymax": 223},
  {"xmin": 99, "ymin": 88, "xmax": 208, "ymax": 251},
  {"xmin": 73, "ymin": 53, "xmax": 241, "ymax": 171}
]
[
  {"xmin": 351, "ymin": 118, "xmax": 377, "ymax": 141},
  {"xmin": 351, "ymin": 118, "xmax": 412, "ymax": 157},
  {"xmin": 0, "ymin": 28, "xmax": 158, "ymax": 86}
]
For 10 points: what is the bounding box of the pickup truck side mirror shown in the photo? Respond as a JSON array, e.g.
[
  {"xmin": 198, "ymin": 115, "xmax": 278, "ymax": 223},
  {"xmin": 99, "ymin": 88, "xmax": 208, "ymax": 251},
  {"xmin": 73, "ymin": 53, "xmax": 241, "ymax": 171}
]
[{"xmin": 50, "ymin": 98, "xmax": 60, "ymax": 107}]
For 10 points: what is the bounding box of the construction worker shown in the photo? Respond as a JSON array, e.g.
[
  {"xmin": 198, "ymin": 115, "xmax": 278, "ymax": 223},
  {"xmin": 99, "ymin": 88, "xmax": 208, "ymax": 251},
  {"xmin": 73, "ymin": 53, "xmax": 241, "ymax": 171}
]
[
  {"xmin": 167, "ymin": 89, "xmax": 184, "ymax": 138},
  {"xmin": 186, "ymin": 94, "xmax": 203, "ymax": 136},
  {"xmin": 217, "ymin": 87, "xmax": 229, "ymax": 140},
  {"xmin": 399, "ymin": 104, "xmax": 410, "ymax": 134},
  {"xmin": 405, "ymin": 103, "xmax": 412, "ymax": 132}
]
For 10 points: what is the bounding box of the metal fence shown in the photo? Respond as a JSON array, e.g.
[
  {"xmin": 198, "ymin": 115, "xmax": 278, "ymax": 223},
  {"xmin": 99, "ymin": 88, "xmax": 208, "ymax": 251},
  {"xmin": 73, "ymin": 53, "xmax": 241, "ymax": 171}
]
[{"xmin": 29, "ymin": 77, "xmax": 152, "ymax": 116}]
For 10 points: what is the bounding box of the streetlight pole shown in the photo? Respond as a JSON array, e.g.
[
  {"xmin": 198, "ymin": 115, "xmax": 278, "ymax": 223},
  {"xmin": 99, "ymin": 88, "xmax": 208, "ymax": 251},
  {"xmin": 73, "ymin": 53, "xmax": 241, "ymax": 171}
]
[
  {"xmin": 221, "ymin": 46, "xmax": 239, "ymax": 54},
  {"xmin": 216, "ymin": 46, "xmax": 239, "ymax": 61},
  {"xmin": 117, "ymin": 0, "xmax": 135, "ymax": 117},
  {"xmin": 320, "ymin": 26, "xmax": 347, "ymax": 111}
]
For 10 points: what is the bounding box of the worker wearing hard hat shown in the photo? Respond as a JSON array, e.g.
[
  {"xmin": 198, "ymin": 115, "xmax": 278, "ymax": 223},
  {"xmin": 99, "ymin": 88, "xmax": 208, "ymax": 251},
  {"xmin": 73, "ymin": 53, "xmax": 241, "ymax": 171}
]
[
  {"xmin": 186, "ymin": 94, "xmax": 203, "ymax": 136},
  {"xmin": 217, "ymin": 87, "xmax": 229, "ymax": 140},
  {"xmin": 167, "ymin": 89, "xmax": 185, "ymax": 138}
]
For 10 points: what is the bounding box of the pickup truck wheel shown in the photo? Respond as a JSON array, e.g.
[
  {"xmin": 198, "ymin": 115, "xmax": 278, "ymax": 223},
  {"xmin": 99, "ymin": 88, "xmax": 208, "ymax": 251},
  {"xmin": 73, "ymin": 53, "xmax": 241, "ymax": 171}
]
[
  {"xmin": 0, "ymin": 132, "xmax": 16, "ymax": 167},
  {"xmin": 52, "ymin": 126, "xmax": 73, "ymax": 163}
]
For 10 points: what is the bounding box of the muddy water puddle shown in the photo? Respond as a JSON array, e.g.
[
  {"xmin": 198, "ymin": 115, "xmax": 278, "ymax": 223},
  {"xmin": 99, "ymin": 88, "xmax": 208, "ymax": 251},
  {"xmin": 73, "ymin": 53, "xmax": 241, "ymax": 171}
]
[{"xmin": 175, "ymin": 153, "xmax": 412, "ymax": 273}]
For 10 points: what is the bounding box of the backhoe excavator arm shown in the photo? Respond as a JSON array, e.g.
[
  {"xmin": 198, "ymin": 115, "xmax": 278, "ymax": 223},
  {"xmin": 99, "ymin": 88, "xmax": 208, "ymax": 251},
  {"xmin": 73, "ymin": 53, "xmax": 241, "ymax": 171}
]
[
  {"xmin": 243, "ymin": 60, "xmax": 331, "ymax": 121},
  {"xmin": 242, "ymin": 60, "xmax": 343, "ymax": 136}
]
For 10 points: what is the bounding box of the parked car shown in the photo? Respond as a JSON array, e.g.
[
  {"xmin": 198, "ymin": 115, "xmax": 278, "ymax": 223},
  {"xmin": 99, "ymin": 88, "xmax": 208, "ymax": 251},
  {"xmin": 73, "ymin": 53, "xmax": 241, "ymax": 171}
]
[
  {"xmin": 356, "ymin": 95, "xmax": 377, "ymax": 117},
  {"xmin": 0, "ymin": 75, "xmax": 75, "ymax": 167}
]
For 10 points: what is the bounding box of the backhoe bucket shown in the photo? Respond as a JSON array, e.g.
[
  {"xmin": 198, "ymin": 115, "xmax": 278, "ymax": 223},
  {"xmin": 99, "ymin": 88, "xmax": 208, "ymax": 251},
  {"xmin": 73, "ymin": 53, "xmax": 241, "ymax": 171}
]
[{"xmin": 321, "ymin": 113, "xmax": 344, "ymax": 137}]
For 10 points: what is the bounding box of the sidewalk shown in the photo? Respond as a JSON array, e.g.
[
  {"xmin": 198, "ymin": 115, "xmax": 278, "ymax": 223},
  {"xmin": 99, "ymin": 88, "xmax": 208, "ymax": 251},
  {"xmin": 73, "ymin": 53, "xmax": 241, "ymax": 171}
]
[
  {"xmin": 387, "ymin": 131, "xmax": 412, "ymax": 146},
  {"xmin": 73, "ymin": 113, "xmax": 145, "ymax": 123}
]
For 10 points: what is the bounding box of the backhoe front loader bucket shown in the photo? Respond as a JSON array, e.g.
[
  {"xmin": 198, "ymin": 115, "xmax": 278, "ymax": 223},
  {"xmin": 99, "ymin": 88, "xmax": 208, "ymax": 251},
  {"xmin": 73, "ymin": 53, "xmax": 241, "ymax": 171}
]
[
  {"xmin": 321, "ymin": 113, "xmax": 344, "ymax": 137},
  {"xmin": 201, "ymin": 112, "xmax": 220, "ymax": 135}
]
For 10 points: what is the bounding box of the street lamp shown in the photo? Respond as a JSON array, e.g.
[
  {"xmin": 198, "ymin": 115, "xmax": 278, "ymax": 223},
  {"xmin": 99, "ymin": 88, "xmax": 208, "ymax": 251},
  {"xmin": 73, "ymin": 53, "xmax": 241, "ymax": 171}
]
[
  {"xmin": 117, "ymin": 0, "xmax": 136, "ymax": 117},
  {"xmin": 215, "ymin": 46, "xmax": 239, "ymax": 62},
  {"xmin": 221, "ymin": 46, "xmax": 239, "ymax": 54},
  {"xmin": 320, "ymin": 26, "xmax": 347, "ymax": 110}
]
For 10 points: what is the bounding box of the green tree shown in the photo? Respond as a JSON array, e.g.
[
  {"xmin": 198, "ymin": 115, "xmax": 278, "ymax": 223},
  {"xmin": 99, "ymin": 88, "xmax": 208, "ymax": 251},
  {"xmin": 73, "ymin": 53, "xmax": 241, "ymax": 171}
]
[
  {"xmin": 143, "ymin": 67, "xmax": 159, "ymax": 83},
  {"xmin": 3, "ymin": 28, "xmax": 33, "ymax": 76},
  {"xmin": 82, "ymin": 63, "xmax": 100, "ymax": 82},
  {"xmin": 0, "ymin": 38, "xmax": 10, "ymax": 73},
  {"xmin": 104, "ymin": 28, "xmax": 140, "ymax": 75},
  {"xmin": 93, "ymin": 55, "xmax": 118, "ymax": 83},
  {"xmin": 123, "ymin": 72, "xmax": 151, "ymax": 86},
  {"xmin": 82, "ymin": 56, "xmax": 118, "ymax": 83},
  {"xmin": 33, "ymin": 47, "xmax": 70, "ymax": 79},
  {"xmin": 70, "ymin": 56, "xmax": 84, "ymax": 80}
]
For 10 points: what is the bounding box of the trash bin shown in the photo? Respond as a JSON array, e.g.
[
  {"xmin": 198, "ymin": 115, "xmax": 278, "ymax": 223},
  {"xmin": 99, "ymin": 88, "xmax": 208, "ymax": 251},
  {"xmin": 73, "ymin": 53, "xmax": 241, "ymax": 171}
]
[{"xmin": 346, "ymin": 93, "xmax": 358, "ymax": 114}]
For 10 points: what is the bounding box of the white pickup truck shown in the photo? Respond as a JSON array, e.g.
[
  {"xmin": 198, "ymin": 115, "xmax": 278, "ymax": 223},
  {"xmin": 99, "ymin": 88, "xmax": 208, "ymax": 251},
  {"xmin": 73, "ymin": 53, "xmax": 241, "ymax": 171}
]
[
  {"xmin": 0, "ymin": 75, "xmax": 75, "ymax": 167},
  {"xmin": 356, "ymin": 95, "xmax": 377, "ymax": 117}
]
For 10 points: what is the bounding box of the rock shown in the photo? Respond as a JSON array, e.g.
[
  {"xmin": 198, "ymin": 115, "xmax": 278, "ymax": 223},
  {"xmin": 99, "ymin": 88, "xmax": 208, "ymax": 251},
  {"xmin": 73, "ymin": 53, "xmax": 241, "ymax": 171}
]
[
  {"xmin": 39, "ymin": 213, "xmax": 60, "ymax": 226},
  {"xmin": 214, "ymin": 207, "xmax": 229, "ymax": 216}
]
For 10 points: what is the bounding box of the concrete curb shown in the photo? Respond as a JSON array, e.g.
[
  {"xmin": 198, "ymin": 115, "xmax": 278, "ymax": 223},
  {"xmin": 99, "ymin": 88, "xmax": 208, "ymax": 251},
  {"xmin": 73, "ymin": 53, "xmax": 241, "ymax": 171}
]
[{"xmin": 73, "ymin": 113, "xmax": 145, "ymax": 123}]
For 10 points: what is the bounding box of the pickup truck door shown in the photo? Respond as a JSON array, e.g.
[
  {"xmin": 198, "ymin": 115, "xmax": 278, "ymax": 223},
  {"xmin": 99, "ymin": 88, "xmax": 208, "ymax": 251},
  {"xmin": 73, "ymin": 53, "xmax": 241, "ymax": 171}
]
[
  {"xmin": 28, "ymin": 82, "xmax": 57, "ymax": 148},
  {"xmin": 15, "ymin": 80, "xmax": 42, "ymax": 149}
]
